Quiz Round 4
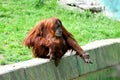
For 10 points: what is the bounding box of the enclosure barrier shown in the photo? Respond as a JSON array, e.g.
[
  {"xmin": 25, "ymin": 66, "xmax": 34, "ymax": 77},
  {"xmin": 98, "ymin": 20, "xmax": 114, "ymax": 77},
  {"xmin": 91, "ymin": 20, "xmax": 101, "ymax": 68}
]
[{"xmin": 0, "ymin": 38, "xmax": 120, "ymax": 80}]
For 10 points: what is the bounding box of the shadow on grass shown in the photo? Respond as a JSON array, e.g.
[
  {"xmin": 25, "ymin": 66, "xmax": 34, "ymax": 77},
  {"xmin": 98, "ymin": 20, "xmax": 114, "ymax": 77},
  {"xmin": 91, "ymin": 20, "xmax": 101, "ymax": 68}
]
[{"xmin": 35, "ymin": 0, "xmax": 44, "ymax": 9}]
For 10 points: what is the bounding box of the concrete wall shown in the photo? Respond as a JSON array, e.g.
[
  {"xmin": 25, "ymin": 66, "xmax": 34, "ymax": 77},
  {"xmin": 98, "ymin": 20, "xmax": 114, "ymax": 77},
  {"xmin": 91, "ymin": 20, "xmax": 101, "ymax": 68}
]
[{"xmin": 0, "ymin": 38, "xmax": 120, "ymax": 80}]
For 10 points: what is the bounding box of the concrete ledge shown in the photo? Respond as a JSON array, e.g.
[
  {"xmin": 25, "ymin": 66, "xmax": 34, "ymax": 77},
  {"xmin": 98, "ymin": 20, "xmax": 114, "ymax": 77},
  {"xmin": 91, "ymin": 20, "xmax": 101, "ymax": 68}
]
[{"xmin": 0, "ymin": 38, "xmax": 120, "ymax": 80}]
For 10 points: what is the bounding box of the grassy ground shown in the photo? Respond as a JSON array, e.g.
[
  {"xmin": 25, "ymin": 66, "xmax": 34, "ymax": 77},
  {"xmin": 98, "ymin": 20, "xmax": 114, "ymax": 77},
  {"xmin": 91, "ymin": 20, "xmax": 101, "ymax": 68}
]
[{"xmin": 0, "ymin": 0, "xmax": 120, "ymax": 65}]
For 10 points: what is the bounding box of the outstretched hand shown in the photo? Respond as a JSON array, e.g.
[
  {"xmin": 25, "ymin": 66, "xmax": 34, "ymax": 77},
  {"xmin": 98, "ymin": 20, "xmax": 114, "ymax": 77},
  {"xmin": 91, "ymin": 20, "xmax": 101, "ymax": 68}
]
[{"xmin": 82, "ymin": 53, "xmax": 93, "ymax": 64}]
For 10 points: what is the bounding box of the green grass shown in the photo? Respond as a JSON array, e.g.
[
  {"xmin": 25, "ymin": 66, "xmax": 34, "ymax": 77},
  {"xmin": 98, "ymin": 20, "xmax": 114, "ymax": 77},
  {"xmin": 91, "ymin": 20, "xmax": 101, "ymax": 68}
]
[{"xmin": 0, "ymin": 0, "xmax": 120, "ymax": 65}]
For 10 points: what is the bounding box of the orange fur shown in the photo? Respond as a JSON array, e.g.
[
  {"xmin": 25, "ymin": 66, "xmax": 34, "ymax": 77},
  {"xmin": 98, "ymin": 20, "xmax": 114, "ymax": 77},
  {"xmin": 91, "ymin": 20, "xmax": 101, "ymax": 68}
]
[{"xmin": 23, "ymin": 17, "xmax": 92, "ymax": 65}]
